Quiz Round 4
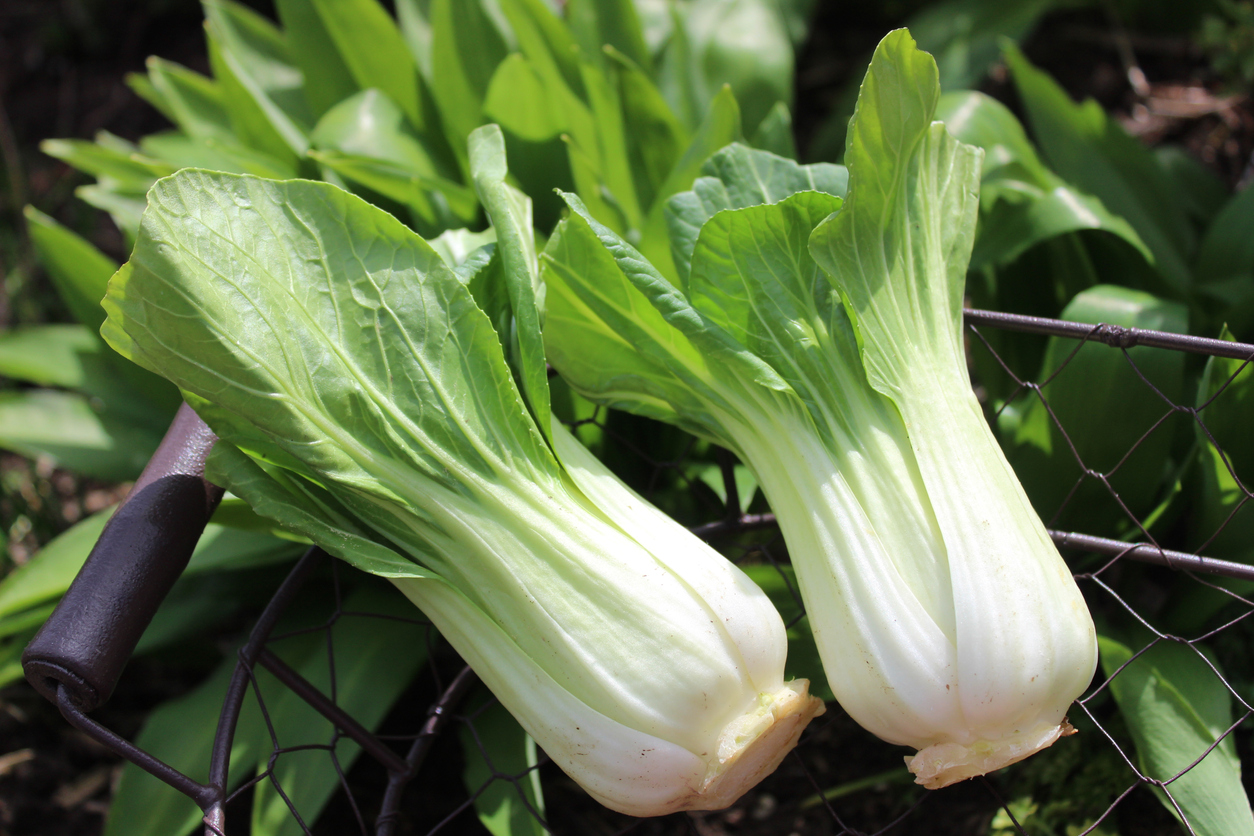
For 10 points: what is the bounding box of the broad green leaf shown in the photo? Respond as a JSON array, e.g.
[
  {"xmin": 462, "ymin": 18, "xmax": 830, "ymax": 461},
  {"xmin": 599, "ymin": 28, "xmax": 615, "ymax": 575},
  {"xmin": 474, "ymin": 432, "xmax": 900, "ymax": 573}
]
[
  {"xmin": 542, "ymin": 192, "xmax": 791, "ymax": 453},
  {"xmin": 308, "ymin": 149, "xmax": 477, "ymax": 234},
  {"xmin": 577, "ymin": 54, "xmax": 644, "ymax": 230},
  {"xmin": 638, "ymin": 85, "xmax": 742, "ymax": 282},
  {"xmin": 24, "ymin": 206, "xmax": 186, "ymax": 410},
  {"xmin": 748, "ymin": 101, "xmax": 796, "ymax": 160},
  {"xmin": 0, "ymin": 506, "xmax": 300, "ymax": 625},
  {"xmin": 395, "ymin": 0, "xmax": 435, "ymax": 79},
  {"xmin": 251, "ymin": 583, "xmax": 429, "ymax": 836},
  {"xmin": 0, "ymin": 325, "xmax": 106, "ymax": 388},
  {"xmin": 310, "ymin": 89, "xmax": 443, "ymax": 179},
  {"xmin": 665, "ymin": 143, "xmax": 847, "ymax": 283},
  {"xmin": 185, "ymin": 524, "xmax": 307, "ymax": 575},
  {"xmin": 563, "ymin": 130, "xmax": 631, "ymax": 236},
  {"xmin": 1167, "ymin": 328, "xmax": 1254, "ymax": 633},
  {"xmin": 40, "ymin": 136, "xmax": 173, "ymax": 194},
  {"xmin": 0, "ymin": 389, "xmax": 163, "ymax": 481},
  {"xmin": 132, "ymin": 572, "xmax": 247, "ymax": 656},
  {"xmin": 999, "ymin": 286, "xmax": 1187, "ymax": 537},
  {"xmin": 456, "ymin": 241, "xmax": 500, "ymax": 295},
  {"xmin": 688, "ymin": 191, "xmax": 851, "ymax": 435},
  {"xmin": 1156, "ymin": 145, "xmax": 1228, "ymax": 229},
  {"xmin": 482, "ymin": 53, "xmax": 566, "ymax": 142},
  {"xmin": 202, "ymin": 0, "xmax": 312, "ymax": 139},
  {"xmin": 431, "ymin": 0, "xmax": 508, "ymax": 161},
  {"xmin": 653, "ymin": 0, "xmax": 700, "ymax": 131},
  {"xmin": 973, "ymin": 187, "xmax": 1152, "ymax": 274},
  {"xmin": 428, "ymin": 228, "xmax": 497, "ymax": 270},
  {"xmin": 1196, "ymin": 184, "xmax": 1254, "ymax": 288},
  {"xmin": 205, "ymin": 6, "xmax": 306, "ymax": 167},
  {"xmin": 936, "ymin": 91, "xmax": 1042, "ymax": 177},
  {"xmin": 493, "ymin": 0, "xmax": 620, "ymax": 231},
  {"xmin": 566, "ymin": 0, "xmax": 650, "ymax": 71},
  {"xmin": 137, "ymin": 132, "xmax": 296, "ymax": 179},
  {"xmin": 0, "ymin": 508, "xmax": 112, "ymax": 620},
  {"xmin": 273, "ymin": 0, "xmax": 357, "ymax": 119},
  {"xmin": 208, "ymin": 494, "xmax": 308, "ymax": 539},
  {"xmin": 101, "ymin": 171, "xmax": 560, "ymax": 562},
  {"xmin": 0, "ymin": 603, "xmax": 56, "ymax": 642},
  {"xmin": 125, "ymin": 70, "xmax": 176, "ymax": 124},
  {"xmin": 936, "ymin": 91, "xmax": 1152, "ymax": 271},
  {"xmin": 542, "ymin": 212, "xmax": 717, "ymax": 437},
  {"xmin": 206, "ymin": 445, "xmax": 436, "ymax": 579},
  {"xmin": 678, "ymin": 172, "xmax": 947, "ymax": 588},
  {"xmin": 809, "ymin": 29, "xmax": 981, "ymax": 410},
  {"xmin": 463, "ymin": 246, "xmax": 513, "ymax": 363},
  {"xmin": 143, "ymin": 56, "xmax": 235, "ymax": 142},
  {"xmin": 469, "ymin": 126, "xmax": 551, "ymax": 443},
  {"xmin": 0, "ymin": 626, "xmax": 37, "ymax": 688},
  {"xmin": 1099, "ymin": 635, "xmax": 1254, "ymax": 836},
  {"xmin": 497, "ymin": 0, "xmax": 585, "ymax": 101},
  {"xmin": 486, "ymin": 40, "xmax": 631, "ymax": 236},
  {"xmin": 692, "ymin": 144, "xmax": 848, "ymax": 209},
  {"xmin": 1191, "ymin": 326, "xmax": 1254, "ymax": 562},
  {"xmin": 459, "ymin": 692, "xmax": 547, "ymax": 836},
  {"xmin": 1004, "ymin": 44, "xmax": 1194, "ymax": 295},
  {"xmin": 76, "ymin": 185, "xmax": 147, "ymax": 245},
  {"xmin": 22, "ymin": 207, "xmax": 118, "ymax": 333},
  {"xmin": 307, "ymin": 0, "xmax": 428, "ymax": 133},
  {"xmin": 605, "ymin": 46, "xmax": 689, "ymax": 214}
]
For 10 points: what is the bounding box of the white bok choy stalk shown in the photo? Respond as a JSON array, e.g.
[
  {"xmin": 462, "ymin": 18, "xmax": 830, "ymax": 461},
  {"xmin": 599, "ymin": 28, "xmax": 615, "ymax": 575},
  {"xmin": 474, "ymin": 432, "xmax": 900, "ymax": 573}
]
[
  {"xmin": 98, "ymin": 126, "xmax": 824, "ymax": 817},
  {"xmin": 539, "ymin": 30, "xmax": 1097, "ymax": 789}
]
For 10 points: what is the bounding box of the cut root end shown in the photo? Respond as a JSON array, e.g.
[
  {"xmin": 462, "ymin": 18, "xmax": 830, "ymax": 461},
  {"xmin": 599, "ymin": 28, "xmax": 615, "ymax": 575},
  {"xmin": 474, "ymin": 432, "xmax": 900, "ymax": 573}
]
[
  {"xmin": 906, "ymin": 718, "xmax": 1077, "ymax": 790},
  {"xmin": 686, "ymin": 680, "xmax": 827, "ymax": 812}
]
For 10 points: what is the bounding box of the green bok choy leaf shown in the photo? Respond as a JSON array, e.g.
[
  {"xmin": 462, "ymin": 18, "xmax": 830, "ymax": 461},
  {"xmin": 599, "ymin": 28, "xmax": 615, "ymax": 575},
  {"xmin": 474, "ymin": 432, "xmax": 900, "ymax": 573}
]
[
  {"xmin": 540, "ymin": 29, "xmax": 1097, "ymax": 789},
  {"xmin": 98, "ymin": 127, "xmax": 823, "ymax": 817}
]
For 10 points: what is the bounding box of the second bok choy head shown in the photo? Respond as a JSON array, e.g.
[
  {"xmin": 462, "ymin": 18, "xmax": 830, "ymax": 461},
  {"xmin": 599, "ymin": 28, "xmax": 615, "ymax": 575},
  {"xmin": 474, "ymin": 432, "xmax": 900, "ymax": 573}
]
[
  {"xmin": 98, "ymin": 125, "xmax": 824, "ymax": 817},
  {"xmin": 540, "ymin": 30, "xmax": 1098, "ymax": 789}
]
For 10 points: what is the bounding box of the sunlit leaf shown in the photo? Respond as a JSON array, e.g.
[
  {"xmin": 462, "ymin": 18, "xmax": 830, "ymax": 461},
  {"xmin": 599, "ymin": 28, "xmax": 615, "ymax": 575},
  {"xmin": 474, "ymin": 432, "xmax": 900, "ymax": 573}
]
[
  {"xmin": 998, "ymin": 285, "xmax": 1187, "ymax": 536},
  {"xmin": 1100, "ymin": 634, "xmax": 1254, "ymax": 836}
]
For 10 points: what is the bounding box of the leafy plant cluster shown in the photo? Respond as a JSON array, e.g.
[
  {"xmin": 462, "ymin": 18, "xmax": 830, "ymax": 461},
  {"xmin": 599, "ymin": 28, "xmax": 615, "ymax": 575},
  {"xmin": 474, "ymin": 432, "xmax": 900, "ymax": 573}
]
[{"xmin": 0, "ymin": 0, "xmax": 1251, "ymax": 834}]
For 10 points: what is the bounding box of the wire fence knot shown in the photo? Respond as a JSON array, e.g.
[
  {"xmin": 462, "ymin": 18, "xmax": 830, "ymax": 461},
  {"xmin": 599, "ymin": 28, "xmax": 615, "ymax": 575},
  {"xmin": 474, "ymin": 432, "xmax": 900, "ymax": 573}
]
[{"xmin": 1092, "ymin": 323, "xmax": 1139, "ymax": 349}]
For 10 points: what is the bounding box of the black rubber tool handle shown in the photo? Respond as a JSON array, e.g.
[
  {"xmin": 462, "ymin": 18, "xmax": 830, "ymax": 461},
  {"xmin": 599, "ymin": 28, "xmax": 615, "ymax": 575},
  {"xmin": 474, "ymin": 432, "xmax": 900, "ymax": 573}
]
[{"xmin": 23, "ymin": 403, "xmax": 224, "ymax": 711}]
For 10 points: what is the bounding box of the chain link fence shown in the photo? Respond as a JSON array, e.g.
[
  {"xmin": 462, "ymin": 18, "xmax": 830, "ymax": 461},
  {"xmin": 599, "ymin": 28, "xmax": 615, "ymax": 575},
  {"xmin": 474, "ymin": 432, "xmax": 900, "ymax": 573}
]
[{"xmin": 21, "ymin": 308, "xmax": 1254, "ymax": 836}]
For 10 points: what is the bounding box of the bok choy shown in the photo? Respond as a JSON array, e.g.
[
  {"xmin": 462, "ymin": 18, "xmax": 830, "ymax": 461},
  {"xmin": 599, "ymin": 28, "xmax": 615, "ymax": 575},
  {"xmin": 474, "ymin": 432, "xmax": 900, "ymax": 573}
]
[
  {"xmin": 539, "ymin": 30, "xmax": 1097, "ymax": 789},
  {"xmin": 98, "ymin": 127, "xmax": 824, "ymax": 817}
]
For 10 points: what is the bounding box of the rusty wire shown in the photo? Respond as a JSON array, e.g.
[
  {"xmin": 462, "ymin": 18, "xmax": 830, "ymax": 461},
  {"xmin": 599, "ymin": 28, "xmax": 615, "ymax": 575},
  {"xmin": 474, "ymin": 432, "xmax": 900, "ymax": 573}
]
[{"xmin": 64, "ymin": 308, "xmax": 1254, "ymax": 835}]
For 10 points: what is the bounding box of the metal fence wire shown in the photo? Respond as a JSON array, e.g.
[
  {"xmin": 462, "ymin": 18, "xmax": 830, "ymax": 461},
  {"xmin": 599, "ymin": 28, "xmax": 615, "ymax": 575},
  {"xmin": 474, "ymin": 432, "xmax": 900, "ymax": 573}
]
[{"xmin": 19, "ymin": 308, "xmax": 1254, "ymax": 836}]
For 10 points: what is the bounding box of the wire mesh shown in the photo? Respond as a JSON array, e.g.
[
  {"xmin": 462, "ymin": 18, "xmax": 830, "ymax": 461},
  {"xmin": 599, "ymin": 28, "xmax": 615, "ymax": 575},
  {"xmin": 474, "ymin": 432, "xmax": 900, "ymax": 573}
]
[{"xmin": 46, "ymin": 309, "xmax": 1254, "ymax": 835}]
